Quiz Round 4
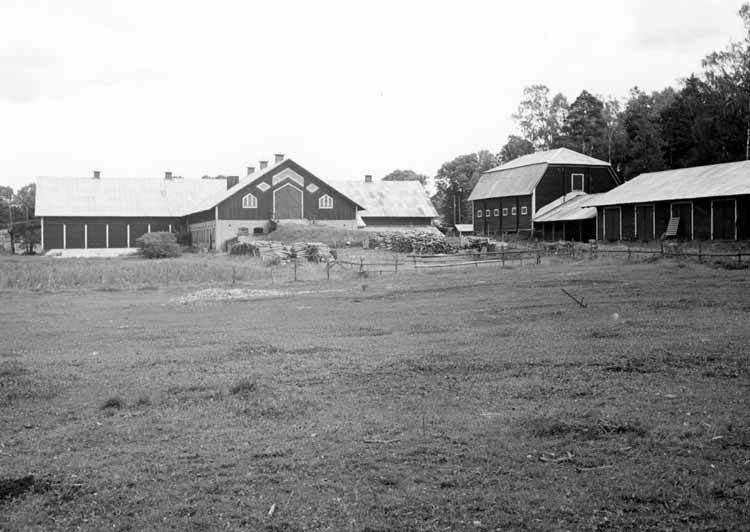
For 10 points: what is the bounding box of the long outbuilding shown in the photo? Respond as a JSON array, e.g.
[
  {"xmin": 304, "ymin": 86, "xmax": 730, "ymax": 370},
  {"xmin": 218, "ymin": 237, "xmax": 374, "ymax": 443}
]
[{"xmin": 586, "ymin": 160, "xmax": 750, "ymax": 241}]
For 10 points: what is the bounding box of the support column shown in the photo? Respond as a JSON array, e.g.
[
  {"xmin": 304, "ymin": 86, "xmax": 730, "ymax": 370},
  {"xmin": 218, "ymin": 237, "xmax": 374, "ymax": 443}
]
[
  {"xmin": 63, "ymin": 223, "xmax": 67, "ymax": 249},
  {"xmin": 84, "ymin": 224, "xmax": 88, "ymax": 248},
  {"xmin": 105, "ymin": 224, "xmax": 109, "ymax": 248},
  {"xmin": 41, "ymin": 217, "xmax": 45, "ymax": 250},
  {"xmin": 126, "ymin": 224, "xmax": 131, "ymax": 248}
]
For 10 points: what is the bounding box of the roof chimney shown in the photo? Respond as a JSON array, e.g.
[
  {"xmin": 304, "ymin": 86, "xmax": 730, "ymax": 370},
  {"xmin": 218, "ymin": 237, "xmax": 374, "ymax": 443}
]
[
  {"xmin": 93, "ymin": 170, "xmax": 101, "ymax": 179},
  {"xmin": 247, "ymin": 166, "xmax": 255, "ymax": 176},
  {"xmin": 364, "ymin": 174, "xmax": 373, "ymax": 183},
  {"xmin": 274, "ymin": 153, "xmax": 284, "ymax": 163},
  {"xmin": 165, "ymin": 171, "xmax": 173, "ymax": 180},
  {"xmin": 259, "ymin": 160, "xmax": 268, "ymax": 170},
  {"xmin": 226, "ymin": 175, "xmax": 239, "ymax": 189}
]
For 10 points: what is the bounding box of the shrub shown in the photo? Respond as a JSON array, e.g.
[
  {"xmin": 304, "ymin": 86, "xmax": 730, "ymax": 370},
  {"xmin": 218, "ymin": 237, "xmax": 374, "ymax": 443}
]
[
  {"xmin": 230, "ymin": 377, "xmax": 257, "ymax": 396},
  {"xmin": 101, "ymin": 396, "xmax": 125, "ymax": 410},
  {"xmin": 135, "ymin": 232, "xmax": 181, "ymax": 259},
  {"xmin": 229, "ymin": 242, "xmax": 259, "ymax": 256}
]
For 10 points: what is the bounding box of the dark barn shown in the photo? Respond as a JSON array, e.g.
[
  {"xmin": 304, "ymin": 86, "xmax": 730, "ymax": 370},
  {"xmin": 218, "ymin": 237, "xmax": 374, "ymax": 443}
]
[
  {"xmin": 467, "ymin": 148, "xmax": 620, "ymax": 238},
  {"xmin": 588, "ymin": 161, "xmax": 750, "ymax": 241}
]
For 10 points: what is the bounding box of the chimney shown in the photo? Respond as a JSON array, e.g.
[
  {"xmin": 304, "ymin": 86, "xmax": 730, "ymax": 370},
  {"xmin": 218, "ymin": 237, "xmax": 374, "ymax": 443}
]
[
  {"xmin": 93, "ymin": 170, "xmax": 101, "ymax": 179},
  {"xmin": 246, "ymin": 166, "xmax": 255, "ymax": 176},
  {"xmin": 165, "ymin": 171, "xmax": 173, "ymax": 180},
  {"xmin": 364, "ymin": 174, "xmax": 373, "ymax": 183},
  {"xmin": 274, "ymin": 153, "xmax": 284, "ymax": 163},
  {"xmin": 259, "ymin": 160, "xmax": 268, "ymax": 170},
  {"xmin": 226, "ymin": 175, "xmax": 239, "ymax": 189}
]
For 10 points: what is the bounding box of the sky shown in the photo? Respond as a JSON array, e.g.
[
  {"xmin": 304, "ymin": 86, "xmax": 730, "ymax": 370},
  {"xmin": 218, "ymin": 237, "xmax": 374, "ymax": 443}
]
[{"xmin": 0, "ymin": 0, "xmax": 746, "ymax": 191}]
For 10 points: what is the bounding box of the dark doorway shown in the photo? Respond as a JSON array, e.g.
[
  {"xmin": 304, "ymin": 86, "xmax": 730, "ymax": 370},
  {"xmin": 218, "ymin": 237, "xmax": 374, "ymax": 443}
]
[
  {"xmin": 604, "ymin": 208, "xmax": 621, "ymax": 241},
  {"xmin": 635, "ymin": 205, "xmax": 654, "ymax": 241},
  {"xmin": 671, "ymin": 202, "xmax": 693, "ymax": 239},
  {"xmin": 712, "ymin": 199, "xmax": 736, "ymax": 240}
]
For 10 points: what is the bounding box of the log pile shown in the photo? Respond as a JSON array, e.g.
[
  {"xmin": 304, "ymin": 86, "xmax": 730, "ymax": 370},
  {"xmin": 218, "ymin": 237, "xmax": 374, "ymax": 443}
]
[
  {"xmin": 367, "ymin": 231, "xmax": 456, "ymax": 254},
  {"xmin": 230, "ymin": 238, "xmax": 334, "ymax": 262}
]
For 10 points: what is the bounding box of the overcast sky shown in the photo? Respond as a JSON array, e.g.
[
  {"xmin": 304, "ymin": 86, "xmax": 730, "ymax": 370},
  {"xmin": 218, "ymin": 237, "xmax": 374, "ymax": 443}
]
[{"xmin": 0, "ymin": 0, "xmax": 746, "ymax": 191}]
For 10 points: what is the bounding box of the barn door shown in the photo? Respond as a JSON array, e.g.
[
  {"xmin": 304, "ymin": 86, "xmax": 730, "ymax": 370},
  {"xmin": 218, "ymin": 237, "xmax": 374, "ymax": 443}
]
[
  {"xmin": 636, "ymin": 205, "xmax": 654, "ymax": 241},
  {"xmin": 712, "ymin": 199, "xmax": 736, "ymax": 240},
  {"xmin": 604, "ymin": 207, "xmax": 621, "ymax": 241},
  {"xmin": 274, "ymin": 184, "xmax": 303, "ymax": 219},
  {"xmin": 670, "ymin": 202, "xmax": 693, "ymax": 239}
]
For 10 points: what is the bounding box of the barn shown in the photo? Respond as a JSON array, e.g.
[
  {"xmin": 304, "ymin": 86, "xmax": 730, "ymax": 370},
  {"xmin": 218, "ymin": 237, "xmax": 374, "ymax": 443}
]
[
  {"xmin": 35, "ymin": 172, "xmax": 224, "ymax": 250},
  {"xmin": 337, "ymin": 176, "xmax": 439, "ymax": 232},
  {"xmin": 467, "ymin": 148, "xmax": 620, "ymax": 237},
  {"xmin": 587, "ymin": 160, "xmax": 750, "ymax": 241},
  {"xmin": 532, "ymin": 191, "xmax": 600, "ymax": 242}
]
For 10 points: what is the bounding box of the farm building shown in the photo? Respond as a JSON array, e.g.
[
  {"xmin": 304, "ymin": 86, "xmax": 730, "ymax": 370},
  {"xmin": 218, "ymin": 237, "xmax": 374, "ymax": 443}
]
[
  {"xmin": 35, "ymin": 155, "xmax": 439, "ymax": 250},
  {"xmin": 587, "ymin": 160, "xmax": 750, "ymax": 241},
  {"xmin": 35, "ymin": 172, "xmax": 225, "ymax": 250},
  {"xmin": 337, "ymin": 176, "xmax": 439, "ymax": 232},
  {"xmin": 467, "ymin": 148, "xmax": 620, "ymax": 237},
  {"xmin": 532, "ymin": 191, "xmax": 600, "ymax": 242}
]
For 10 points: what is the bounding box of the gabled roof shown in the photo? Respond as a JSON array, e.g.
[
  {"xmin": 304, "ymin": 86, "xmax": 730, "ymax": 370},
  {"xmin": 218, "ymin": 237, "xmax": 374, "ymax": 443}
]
[
  {"xmin": 468, "ymin": 148, "xmax": 617, "ymax": 202},
  {"xmin": 191, "ymin": 158, "xmax": 365, "ymax": 212},
  {"xmin": 35, "ymin": 176, "xmax": 225, "ymax": 217},
  {"xmin": 336, "ymin": 180, "xmax": 439, "ymax": 218},
  {"xmin": 587, "ymin": 160, "xmax": 750, "ymax": 207},
  {"xmin": 532, "ymin": 191, "xmax": 600, "ymax": 222}
]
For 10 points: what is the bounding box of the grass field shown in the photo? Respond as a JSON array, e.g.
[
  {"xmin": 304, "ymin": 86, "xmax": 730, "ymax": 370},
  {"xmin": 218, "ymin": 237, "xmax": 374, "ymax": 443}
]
[{"xmin": 1, "ymin": 258, "xmax": 749, "ymax": 530}]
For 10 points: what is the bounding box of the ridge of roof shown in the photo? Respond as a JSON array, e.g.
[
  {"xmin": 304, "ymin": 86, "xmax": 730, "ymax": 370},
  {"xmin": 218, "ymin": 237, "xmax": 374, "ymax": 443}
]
[{"xmin": 485, "ymin": 147, "xmax": 612, "ymax": 173}]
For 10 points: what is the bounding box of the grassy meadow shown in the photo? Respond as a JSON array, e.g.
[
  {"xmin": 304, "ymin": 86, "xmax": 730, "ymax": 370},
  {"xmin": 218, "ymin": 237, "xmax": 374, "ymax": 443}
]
[{"xmin": 1, "ymin": 255, "xmax": 749, "ymax": 530}]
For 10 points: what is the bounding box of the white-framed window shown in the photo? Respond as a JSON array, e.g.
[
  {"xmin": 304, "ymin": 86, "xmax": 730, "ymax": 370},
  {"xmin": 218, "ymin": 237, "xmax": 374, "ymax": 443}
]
[
  {"xmin": 571, "ymin": 173, "xmax": 584, "ymax": 191},
  {"xmin": 493, "ymin": 209, "xmax": 499, "ymax": 217},
  {"xmin": 502, "ymin": 208, "xmax": 508, "ymax": 216},
  {"xmin": 511, "ymin": 206, "xmax": 517, "ymax": 215},
  {"xmin": 485, "ymin": 209, "xmax": 491, "ymax": 217},
  {"xmin": 521, "ymin": 206, "xmax": 528, "ymax": 215},
  {"xmin": 476, "ymin": 209, "xmax": 483, "ymax": 218},
  {"xmin": 242, "ymin": 193, "xmax": 257, "ymax": 209},
  {"xmin": 319, "ymin": 194, "xmax": 333, "ymax": 209}
]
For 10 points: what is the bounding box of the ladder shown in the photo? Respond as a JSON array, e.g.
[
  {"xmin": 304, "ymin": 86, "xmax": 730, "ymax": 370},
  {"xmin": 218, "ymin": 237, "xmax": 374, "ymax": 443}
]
[{"xmin": 663, "ymin": 216, "xmax": 680, "ymax": 238}]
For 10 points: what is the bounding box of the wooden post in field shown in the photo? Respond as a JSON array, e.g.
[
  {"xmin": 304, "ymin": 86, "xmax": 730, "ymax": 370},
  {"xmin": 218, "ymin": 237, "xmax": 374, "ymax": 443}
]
[
  {"xmin": 326, "ymin": 261, "xmax": 330, "ymax": 281},
  {"xmin": 501, "ymin": 249, "xmax": 505, "ymax": 267},
  {"xmin": 359, "ymin": 256, "xmax": 364, "ymax": 273},
  {"xmin": 739, "ymin": 251, "xmax": 742, "ymax": 265},
  {"xmin": 294, "ymin": 259, "xmax": 298, "ymax": 281},
  {"xmin": 394, "ymin": 255, "xmax": 398, "ymax": 273},
  {"xmin": 536, "ymin": 251, "xmax": 541, "ymax": 265},
  {"xmin": 660, "ymin": 240, "xmax": 664, "ymax": 257},
  {"xmin": 232, "ymin": 266, "xmax": 236, "ymax": 286},
  {"xmin": 698, "ymin": 241, "xmax": 702, "ymax": 263},
  {"xmin": 627, "ymin": 247, "xmax": 631, "ymax": 262}
]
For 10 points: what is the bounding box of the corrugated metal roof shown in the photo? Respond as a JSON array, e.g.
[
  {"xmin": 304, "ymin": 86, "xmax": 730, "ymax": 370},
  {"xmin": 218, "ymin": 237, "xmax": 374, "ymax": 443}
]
[
  {"xmin": 192, "ymin": 158, "xmax": 287, "ymax": 212},
  {"xmin": 588, "ymin": 160, "xmax": 750, "ymax": 206},
  {"xmin": 533, "ymin": 191, "xmax": 600, "ymax": 222},
  {"xmin": 467, "ymin": 163, "xmax": 548, "ymax": 201},
  {"xmin": 486, "ymin": 147, "xmax": 612, "ymax": 172},
  {"xmin": 455, "ymin": 224, "xmax": 474, "ymax": 233},
  {"xmin": 336, "ymin": 181, "xmax": 439, "ymax": 218},
  {"xmin": 35, "ymin": 176, "xmax": 225, "ymax": 217}
]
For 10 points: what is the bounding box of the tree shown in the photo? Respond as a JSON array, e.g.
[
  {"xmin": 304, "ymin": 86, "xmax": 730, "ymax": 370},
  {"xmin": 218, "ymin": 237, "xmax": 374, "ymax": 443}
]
[
  {"xmin": 497, "ymin": 135, "xmax": 535, "ymax": 164},
  {"xmin": 14, "ymin": 183, "xmax": 35, "ymax": 221},
  {"xmin": 621, "ymin": 88, "xmax": 667, "ymax": 180},
  {"xmin": 381, "ymin": 169, "xmax": 428, "ymax": 186},
  {"xmin": 560, "ymin": 90, "xmax": 607, "ymax": 158},
  {"xmin": 434, "ymin": 150, "xmax": 496, "ymax": 225},
  {"xmin": 513, "ymin": 85, "xmax": 568, "ymax": 150}
]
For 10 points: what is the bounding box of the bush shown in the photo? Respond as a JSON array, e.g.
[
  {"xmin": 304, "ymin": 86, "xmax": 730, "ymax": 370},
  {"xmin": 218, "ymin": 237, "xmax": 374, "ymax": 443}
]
[
  {"xmin": 229, "ymin": 242, "xmax": 260, "ymax": 256},
  {"xmin": 135, "ymin": 232, "xmax": 181, "ymax": 259}
]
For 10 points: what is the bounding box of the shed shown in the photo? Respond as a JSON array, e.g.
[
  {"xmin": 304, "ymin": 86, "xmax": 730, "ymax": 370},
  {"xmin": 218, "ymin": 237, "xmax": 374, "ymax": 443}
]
[{"xmin": 532, "ymin": 191, "xmax": 600, "ymax": 241}]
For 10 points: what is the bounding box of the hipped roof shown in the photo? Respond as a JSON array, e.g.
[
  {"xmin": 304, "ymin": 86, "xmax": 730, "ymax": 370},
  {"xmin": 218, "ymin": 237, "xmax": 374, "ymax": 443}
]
[
  {"xmin": 587, "ymin": 160, "xmax": 750, "ymax": 206},
  {"xmin": 468, "ymin": 148, "xmax": 615, "ymax": 201}
]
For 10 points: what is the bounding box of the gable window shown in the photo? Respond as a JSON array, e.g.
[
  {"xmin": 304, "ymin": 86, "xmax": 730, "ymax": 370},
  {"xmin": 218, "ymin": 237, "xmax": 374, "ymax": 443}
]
[
  {"xmin": 485, "ymin": 209, "xmax": 491, "ymax": 217},
  {"xmin": 511, "ymin": 206, "xmax": 517, "ymax": 215},
  {"xmin": 477, "ymin": 209, "xmax": 483, "ymax": 218},
  {"xmin": 242, "ymin": 193, "xmax": 257, "ymax": 209},
  {"xmin": 521, "ymin": 206, "xmax": 528, "ymax": 215},
  {"xmin": 571, "ymin": 173, "xmax": 584, "ymax": 191},
  {"xmin": 502, "ymin": 208, "xmax": 508, "ymax": 216},
  {"xmin": 319, "ymin": 194, "xmax": 333, "ymax": 209},
  {"xmin": 494, "ymin": 209, "xmax": 499, "ymax": 217}
]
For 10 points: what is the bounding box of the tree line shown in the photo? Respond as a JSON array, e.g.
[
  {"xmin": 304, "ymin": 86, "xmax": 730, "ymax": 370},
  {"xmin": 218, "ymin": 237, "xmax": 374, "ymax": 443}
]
[{"xmin": 432, "ymin": 3, "xmax": 750, "ymax": 225}]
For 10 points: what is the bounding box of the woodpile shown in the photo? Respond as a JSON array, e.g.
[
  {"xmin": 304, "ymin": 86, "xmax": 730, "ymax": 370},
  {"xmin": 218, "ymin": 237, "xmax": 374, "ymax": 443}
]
[
  {"xmin": 367, "ymin": 231, "xmax": 456, "ymax": 254},
  {"xmin": 231, "ymin": 238, "xmax": 334, "ymax": 262}
]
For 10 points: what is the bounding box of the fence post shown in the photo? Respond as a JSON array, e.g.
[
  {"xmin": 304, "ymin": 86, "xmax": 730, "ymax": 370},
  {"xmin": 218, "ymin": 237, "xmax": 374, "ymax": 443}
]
[
  {"xmin": 294, "ymin": 259, "xmax": 297, "ymax": 282},
  {"xmin": 739, "ymin": 251, "xmax": 742, "ymax": 265},
  {"xmin": 698, "ymin": 241, "xmax": 702, "ymax": 263},
  {"xmin": 394, "ymin": 255, "xmax": 398, "ymax": 273},
  {"xmin": 326, "ymin": 261, "xmax": 330, "ymax": 280},
  {"xmin": 627, "ymin": 247, "xmax": 631, "ymax": 262},
  {"xmin": 660, "ymin": 240, "xmax": 664, "ymax": 257},
  {"xmin": 536, "ymin": 251, "xmax": 540, "ymax": 265},
  {"xmin": 360, "ymin": 256, "xmax": 364, "ymax": 273},
  {"xmin": 232, "ymin": 266, "xmax": 236, "ymax": 286}
]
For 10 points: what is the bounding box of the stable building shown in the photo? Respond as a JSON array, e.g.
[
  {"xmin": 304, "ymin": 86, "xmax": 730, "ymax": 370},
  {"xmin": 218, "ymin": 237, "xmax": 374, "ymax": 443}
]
[
  {"xmin": 35, "ymin": 154, "xmax": 439, "ymax": 251},
  {"xmin": 467, "ymin": 148, "xmax": 620, "ymax": 237},
  {"xmin": 587, "ymin": 160, "xmax": 750, "ymax": 241}
]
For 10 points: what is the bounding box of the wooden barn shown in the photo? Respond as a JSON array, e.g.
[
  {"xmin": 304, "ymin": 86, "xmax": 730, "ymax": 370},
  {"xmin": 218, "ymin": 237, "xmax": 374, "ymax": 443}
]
[
  {"xmin": 467, "ymin": 148, "xmax": 620, "ymax": 237},
  {"xmin": 337, "ymin": 176, "xmax": 439, "ymax": 232},
  {"xmin": 35, "ymin": 154, "xmax": 440, "ymax": 251},
  {"xmin": 587, "ymin": 160, "xmax": 750, "ymax": 241},
  {"xmin": 35, "ymin": 172, "xmax": 224, "ymax": 250},
  {"xmin": 532, "ymin": 191, "xmax": 600, "ymax": 242}
]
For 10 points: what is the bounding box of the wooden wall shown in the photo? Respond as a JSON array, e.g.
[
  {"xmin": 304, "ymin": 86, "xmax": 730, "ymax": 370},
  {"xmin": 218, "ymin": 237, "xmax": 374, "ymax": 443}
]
[
  {"xmin": 42, "ymin": 216, "xmax": 179, "ymax": 249},
  {"xmin": 535, "ymin": 165, "xmax": 619, "ymax": 212},
  {"xmin": 472, "ymin": 195, "xmax": 532, "ymax": 235}
]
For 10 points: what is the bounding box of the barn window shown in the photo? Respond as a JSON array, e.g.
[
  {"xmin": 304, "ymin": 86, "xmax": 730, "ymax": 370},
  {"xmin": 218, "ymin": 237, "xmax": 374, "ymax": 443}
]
[
  {"xmin": 476, "ymin": 209, "xmax": 483, "ymax": 218},
  {"xmin": 319, "ymin": 194, "xmax": 333, "ymax": 209},
  {"xmin": 242, "ymin": 193, "xmax": 257, "ymax": 209},
  {"xmin": 485, "ymin": 209, "xmax": 491, "ymax": 217},
  {"xmin": 521, "ymin": 206, "xmax": 528, "ymax": 215},
  {"xmin": 511, "ymin": 206, "xmax": 517, "ymax": 215},
  {"xmin": 494, "ymin": 209, "xmax": 499, "ymax": 217},
  {"xmin": 571, "ymin": 173, "xmax": 584, "ymax": 191},
  {"xmin": 502, "ymin": 208, "xmax": 508, "ymax": 216}
]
